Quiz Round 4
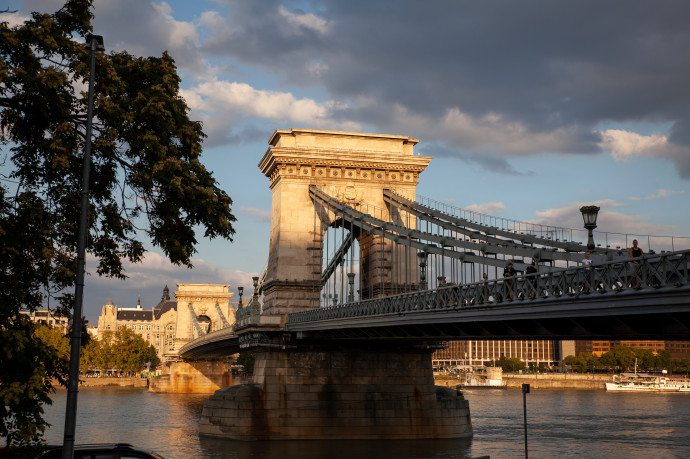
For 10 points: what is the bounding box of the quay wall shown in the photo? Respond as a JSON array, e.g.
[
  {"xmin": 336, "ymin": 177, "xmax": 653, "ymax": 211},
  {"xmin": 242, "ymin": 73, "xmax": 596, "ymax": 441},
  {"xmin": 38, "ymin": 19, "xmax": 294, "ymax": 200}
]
[
  {"xmin": 501, "ymin": 373, "xmax": 609, "ymax": 390},
  {"xmin": 77, "ymin": 377, "xmax": 148, "ymax": 388},
  {"xmin": 435, "ymin": 373, "xmax": 611, "ymax": 390}
]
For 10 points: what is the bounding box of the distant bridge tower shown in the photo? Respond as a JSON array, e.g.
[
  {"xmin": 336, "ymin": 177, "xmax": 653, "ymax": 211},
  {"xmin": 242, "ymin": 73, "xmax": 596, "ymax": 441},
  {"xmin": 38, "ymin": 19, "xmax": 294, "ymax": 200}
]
[
  {"xmin": 258, "ymin": 129, "xmax": 432, "ymax": 319},
  {"xmin": 173, "ymin": 284, "xmax": 235, "ymax": 351}
]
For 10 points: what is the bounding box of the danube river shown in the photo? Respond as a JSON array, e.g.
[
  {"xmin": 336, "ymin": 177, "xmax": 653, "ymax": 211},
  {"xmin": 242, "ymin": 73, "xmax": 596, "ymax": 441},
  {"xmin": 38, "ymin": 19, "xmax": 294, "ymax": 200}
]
[{"xmin": 42, "ymin": 387, "xmax": 690, "ymax": 458}]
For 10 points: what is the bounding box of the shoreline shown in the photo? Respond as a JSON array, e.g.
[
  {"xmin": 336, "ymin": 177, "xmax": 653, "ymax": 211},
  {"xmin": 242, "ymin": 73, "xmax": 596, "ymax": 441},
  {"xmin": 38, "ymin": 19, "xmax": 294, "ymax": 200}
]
[
  {"xmin": 51, "ymin": 377, "xmax": 149, "ymax": 389},
  {"xmin": 434, "ymin": 373, "xmax": 612, "ymax": 390},
  {"xmin": 60, "ymin": 373, "xmax": 616, "ymax": 391}
]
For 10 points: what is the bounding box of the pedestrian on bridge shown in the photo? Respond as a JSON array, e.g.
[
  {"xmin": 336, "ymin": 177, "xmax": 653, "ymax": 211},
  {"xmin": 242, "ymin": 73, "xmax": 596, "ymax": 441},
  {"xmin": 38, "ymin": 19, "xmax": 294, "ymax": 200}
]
[
  {"xmin": 526, "ymin": 261, "xmax": 538, "ymax": 299},
  {"xmin": 504, "ymin": 262, "xmax": 517, "ymax": 300},
  {"xmin": 582, "ymin": 252, "xmax": 592, "ymax": 293},
  {"xmin": 478, "ymin": 272, "xmax": 488, "ymax": 303},
  {"xmin": 629, "ymin": 239, "xmax": 643, "ymax": 288}
]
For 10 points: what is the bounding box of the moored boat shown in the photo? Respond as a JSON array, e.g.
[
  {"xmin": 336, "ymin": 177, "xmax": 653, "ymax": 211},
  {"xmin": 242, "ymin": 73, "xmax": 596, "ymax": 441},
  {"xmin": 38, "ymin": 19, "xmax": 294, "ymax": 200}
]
[{"xmin": 605, "ymin": 372, "xmax": 690, "ymax": 392}]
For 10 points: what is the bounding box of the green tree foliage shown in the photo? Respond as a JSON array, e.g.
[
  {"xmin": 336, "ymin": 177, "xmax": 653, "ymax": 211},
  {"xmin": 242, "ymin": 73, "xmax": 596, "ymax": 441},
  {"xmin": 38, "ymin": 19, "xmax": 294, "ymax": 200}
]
[
  {"xmin": 236, "ymin": 351, "xmax": 255, "ymax": 375},
  {"xmin": 1, "ymin": 0, "xmax": 234, "ymax": 445},
  {"xmin": 82, "ymin": 327, "xmax": 159, "ymax": 374},
  {"xmin": 486, "ymin": 356, "xmax": 525, "ymax": 372},
  {"xmin": 0, "ymin": 319, "xmax": 68, "ymax": 445}
]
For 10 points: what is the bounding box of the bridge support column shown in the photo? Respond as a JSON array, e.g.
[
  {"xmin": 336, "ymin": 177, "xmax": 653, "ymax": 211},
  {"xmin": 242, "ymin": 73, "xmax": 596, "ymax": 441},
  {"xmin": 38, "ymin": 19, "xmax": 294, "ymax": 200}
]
[{"xmin": 199, "ymin": 344, "xmax": 472, "ymax": 440}]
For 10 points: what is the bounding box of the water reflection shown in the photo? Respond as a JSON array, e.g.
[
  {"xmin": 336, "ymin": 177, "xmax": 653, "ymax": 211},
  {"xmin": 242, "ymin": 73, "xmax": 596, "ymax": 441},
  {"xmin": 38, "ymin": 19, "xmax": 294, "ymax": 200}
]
[
  {"xmin": 199, "ymin": 438, "xmax": 474, "ymax": 459},
  {"xmin": 42, "ymin": 388, "xmax": 690, "ymax": 459}
]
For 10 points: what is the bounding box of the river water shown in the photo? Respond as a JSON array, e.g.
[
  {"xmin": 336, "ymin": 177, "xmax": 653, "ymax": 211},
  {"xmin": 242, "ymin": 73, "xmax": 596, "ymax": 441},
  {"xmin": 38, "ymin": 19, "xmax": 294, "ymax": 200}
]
[{"xmin": 42, "ymin": 387, "xmax": 690, "ymax": 458}]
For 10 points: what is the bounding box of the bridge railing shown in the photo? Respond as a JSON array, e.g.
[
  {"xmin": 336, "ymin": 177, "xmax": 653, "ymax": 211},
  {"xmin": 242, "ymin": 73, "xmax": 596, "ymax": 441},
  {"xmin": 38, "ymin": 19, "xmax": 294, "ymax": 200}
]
[{"xmin": 288, "ymin": 250, "xmax": 690, "ymax": 324}]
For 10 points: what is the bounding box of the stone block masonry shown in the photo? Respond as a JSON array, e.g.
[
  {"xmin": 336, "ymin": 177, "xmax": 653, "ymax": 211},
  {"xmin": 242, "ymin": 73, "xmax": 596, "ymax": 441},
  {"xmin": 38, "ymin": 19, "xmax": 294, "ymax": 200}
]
[
  {"xmin": 199, "ymin": 345, "xmax": 472, "ymax": 440},
  {"xmin": 149, "ymin": 360, "xmax": 238, "ymax": 393}
]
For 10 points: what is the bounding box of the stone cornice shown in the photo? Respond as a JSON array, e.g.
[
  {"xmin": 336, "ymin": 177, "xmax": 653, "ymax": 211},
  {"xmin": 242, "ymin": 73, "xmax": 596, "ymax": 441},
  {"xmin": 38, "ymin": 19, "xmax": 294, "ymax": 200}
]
[
  {"xmin": 259, "ymin": 148, "xmax": 432, "ymax": 180},
  {"xmin": 268, "ymin": 128, "xmax": 419, "ymax": 146}
]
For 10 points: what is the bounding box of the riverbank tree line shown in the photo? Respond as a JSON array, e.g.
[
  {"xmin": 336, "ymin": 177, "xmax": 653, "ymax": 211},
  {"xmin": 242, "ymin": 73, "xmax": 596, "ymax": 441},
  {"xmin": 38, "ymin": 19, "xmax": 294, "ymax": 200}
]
[
  {"xmin": 485, "ymin": 346, "xmax": 690, "ymax": 374},
  {"xmin": 35, "ymin": 324, "xmax": 159, "ymax": 375}
]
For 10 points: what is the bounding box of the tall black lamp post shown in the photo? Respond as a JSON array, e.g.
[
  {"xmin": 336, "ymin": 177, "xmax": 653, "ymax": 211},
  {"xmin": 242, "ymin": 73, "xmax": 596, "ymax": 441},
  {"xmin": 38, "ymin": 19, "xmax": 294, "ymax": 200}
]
[
  {"xmin": 237, "ymin": 286, "xmax": 244, "ymax": 309},
  {"xmin": 63, "ymin": 34, "xmax": 105, "ymax": 459},
  {"xmin": 580, "ymin": 205, "xmax": 600, "ymax": 250}
]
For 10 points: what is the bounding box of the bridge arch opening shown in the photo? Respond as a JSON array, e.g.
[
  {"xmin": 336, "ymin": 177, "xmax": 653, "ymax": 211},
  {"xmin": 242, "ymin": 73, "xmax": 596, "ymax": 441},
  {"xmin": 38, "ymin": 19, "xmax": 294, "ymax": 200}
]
[{"xmin": 197, "ymin": 314, "xmax": 212, "ymax": 333}]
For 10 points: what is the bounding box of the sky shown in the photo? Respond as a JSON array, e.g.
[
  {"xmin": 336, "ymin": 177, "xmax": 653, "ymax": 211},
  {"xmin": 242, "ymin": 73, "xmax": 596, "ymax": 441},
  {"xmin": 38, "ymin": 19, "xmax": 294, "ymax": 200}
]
[{"xmin": 4, "ymin": 0, "xmax": 690, "ymax": 323}]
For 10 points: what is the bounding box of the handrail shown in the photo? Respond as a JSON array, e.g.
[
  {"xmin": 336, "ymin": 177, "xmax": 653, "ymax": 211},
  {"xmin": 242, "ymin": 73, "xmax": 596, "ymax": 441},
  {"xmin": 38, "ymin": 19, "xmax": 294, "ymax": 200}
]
[{"xmin": 287, "ymin": 250, "xmax": 690, "ymax": 325}]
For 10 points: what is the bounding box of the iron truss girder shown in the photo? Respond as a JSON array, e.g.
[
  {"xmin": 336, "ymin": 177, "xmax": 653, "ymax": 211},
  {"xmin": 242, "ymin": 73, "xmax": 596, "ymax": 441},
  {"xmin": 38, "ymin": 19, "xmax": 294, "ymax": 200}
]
[
  {"xmin": 312, "ymin": 186, "xmax": 624, "ymax": 271},
  {"xmin": 311, "ymin": 186, "xmax": 536, "ymax": 270},
  {"xmin": 383, "ymin": 189, "xmax": 616, "ymax": 256}
]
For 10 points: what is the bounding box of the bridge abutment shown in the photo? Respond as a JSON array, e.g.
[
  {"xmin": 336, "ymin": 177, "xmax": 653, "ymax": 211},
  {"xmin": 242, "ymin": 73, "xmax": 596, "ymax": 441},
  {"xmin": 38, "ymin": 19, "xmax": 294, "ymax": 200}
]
[
  {"xmin": 149, "ymin": 360, "xmax": 238, "ymax": 393},
  {"xmin": 199, "ymin": 344, "xmax": 472, "ymax": 440}
]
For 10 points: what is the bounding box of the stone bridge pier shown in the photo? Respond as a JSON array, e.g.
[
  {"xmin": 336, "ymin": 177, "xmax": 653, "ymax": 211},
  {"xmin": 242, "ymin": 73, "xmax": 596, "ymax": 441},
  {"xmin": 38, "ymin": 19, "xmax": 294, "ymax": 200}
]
[
  {"xmin": 200, "ymin": 343, "xmax": 471, "ymax": 440},
  {"xmin": 199, "ymin": 129, "xmax": 472, "ymax": 440}
]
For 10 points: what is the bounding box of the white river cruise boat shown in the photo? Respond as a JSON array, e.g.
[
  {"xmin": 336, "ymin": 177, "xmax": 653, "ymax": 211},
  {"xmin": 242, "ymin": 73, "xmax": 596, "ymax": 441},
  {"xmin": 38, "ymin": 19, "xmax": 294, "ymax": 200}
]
[{"xmin": 606, "ymin": 372, "xmax": 690, "ymax": 392}]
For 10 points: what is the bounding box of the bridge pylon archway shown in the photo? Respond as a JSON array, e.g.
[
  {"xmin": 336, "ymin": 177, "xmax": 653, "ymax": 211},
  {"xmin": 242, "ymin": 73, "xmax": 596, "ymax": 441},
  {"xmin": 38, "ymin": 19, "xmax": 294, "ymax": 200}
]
[{"xmin": 258, "ymin": 129, "xmax": 432, "ymax": 319}]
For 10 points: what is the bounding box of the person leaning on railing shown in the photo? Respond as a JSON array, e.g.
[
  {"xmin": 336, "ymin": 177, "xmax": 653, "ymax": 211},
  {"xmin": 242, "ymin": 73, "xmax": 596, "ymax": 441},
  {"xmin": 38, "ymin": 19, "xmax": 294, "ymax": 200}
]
[
  {"xmin": 582, "ymin": 252, "xmax": 592, "ymax": 293},
  {"xmin": 503, "ymin": 262, "xmax": 516, "ymax": 300},
  {"xmin": 629, "ymin": 239, "xmax": 643, "ymax": 288},
  {"xmin": 526, "ymin": 261, "xmax": 538, "ymax": 299}
]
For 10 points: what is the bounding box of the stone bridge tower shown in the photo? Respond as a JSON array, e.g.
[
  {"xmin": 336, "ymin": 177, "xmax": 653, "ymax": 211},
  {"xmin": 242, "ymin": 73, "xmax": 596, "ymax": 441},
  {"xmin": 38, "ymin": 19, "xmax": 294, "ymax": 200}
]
[
  {"xmin": 173, "ymin": 284, "xmax": 235, "ymax": 351},
  {"xmin": 258, "ymin": 129, "xmax": 432, "ymax": 319},
  {"xmin": 200, "ymin": 131, "xmax": 471, "ymax": 441}
]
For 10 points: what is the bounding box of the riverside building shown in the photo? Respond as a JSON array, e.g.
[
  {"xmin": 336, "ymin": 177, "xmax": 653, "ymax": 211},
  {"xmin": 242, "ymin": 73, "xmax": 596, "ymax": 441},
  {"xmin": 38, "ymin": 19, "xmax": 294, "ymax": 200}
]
[
  {"xmin": 433, "ymin": 339, "xmax": 559, "ymax": 370},
  {"xmin": 95, "ymin": 284, "xmax": 236, "ymax": 362}
]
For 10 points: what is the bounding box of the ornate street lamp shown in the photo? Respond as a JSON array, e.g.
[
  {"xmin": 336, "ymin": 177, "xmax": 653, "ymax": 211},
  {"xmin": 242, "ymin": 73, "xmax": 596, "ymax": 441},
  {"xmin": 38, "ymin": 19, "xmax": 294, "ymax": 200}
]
[
  {"xmin": 237, "ymin": 286, "xmax": 244, "ymax": 309},
  {"xmin": 580, "ymin": 205, "xmax": 600, "ymax": 250},
  {"xmin": 417, "ymin": 251, "xmax": 428, "ymax": 290},
  {"xmin": 347, "ymin": 272, "xmax": 356, "ymax": 303},
  {"xmin": 252, "ymin": 276, "xmax": 259, "ymax": 297},
  {"xmin": 63, "ymin": 34, "xmax": 105, "ymax": 459}
]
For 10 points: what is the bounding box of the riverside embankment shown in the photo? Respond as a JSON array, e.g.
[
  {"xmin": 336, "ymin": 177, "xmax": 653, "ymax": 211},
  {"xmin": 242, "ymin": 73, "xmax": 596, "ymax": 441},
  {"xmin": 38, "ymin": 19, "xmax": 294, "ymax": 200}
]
[
  {"xmin": 75, "ymin": 376, "xmax": 148, "ymax": 388},
  {"xmin": 435, "ymin": 373, "xmax": 611, "ymax": 390}
]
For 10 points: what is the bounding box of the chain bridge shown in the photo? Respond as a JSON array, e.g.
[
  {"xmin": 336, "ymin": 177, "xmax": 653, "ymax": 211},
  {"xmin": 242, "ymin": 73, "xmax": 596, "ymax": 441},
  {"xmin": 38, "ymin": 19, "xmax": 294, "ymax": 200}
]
[{"xmin": 188, "ymin": 129, "xmax": 690, "ymax": 441}]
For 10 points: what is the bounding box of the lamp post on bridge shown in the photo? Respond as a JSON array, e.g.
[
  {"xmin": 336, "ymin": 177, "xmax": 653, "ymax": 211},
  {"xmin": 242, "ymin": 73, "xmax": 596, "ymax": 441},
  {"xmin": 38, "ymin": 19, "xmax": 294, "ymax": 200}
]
[
  {"xmin": 580, "ymin": 205, "xmax": 600, "ymax": 250},
  {"xmin": 418, "ymin": 252, "xmax": 428, "ymax": 290},
  {"xmin": 347, "ymin": 272, "xmax": 356, "ymax": 303},
  {"xmin": 252, "ymin": 276, "xmax": 259, "ymax": 297}
]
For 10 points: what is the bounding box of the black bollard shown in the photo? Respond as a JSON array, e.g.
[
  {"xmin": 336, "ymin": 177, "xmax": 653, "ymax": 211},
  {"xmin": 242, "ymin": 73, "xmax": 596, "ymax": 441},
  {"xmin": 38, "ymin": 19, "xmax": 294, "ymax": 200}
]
[{"xmin": 522, "ymin": 383, "xmax": 530, "ymax": 459}]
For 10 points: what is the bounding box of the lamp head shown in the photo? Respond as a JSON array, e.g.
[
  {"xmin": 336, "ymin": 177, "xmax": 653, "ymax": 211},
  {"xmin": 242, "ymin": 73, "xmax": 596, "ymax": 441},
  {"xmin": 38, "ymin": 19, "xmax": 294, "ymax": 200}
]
[
  {"xmin": 86, "ymin": 34, "xmax": 105, "ymax": 53},
  {"xmin": 579, "ymin": 205, "xmax": 600, "ymax": 229}
]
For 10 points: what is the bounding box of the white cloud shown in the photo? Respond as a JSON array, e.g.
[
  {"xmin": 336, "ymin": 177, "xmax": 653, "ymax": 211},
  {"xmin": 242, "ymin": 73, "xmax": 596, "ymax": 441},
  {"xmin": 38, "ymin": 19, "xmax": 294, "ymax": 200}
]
[
  {"xmin": 308, "ymin": 60, "xmax": 329, "ymax": 77},
  {"xmin": 389, "ymin": 104, "xmax": 579, "ymax": 155},
  {"xmin": 465, "ymin": 201, "xmax": 505, "ymax": 215},
  {"xmin": 278, "ymin": 5, "xmax": 332, "ymax": 35},
  {"xmin": 528, "ymin": 200, "xmax": 677, "ymax": 250},
  {"xmin": 151, "ymin": 1, "xmax": 199, "ymax": 49},
  {"xmin": 628, "ymin": 189, "xmax": 685, "ymax": 201},
  {"xmin": 598, "ymin": 129, "xmax": 669, "ymax": 162},
  {"xmin": 180, "ymin": 80, "xmax": 360, "ymax": 142},
  {"xmin": 83, "ymin": 251, "xmax": 259, "ymax": 322},
  {"xmin": 2, "ymin": 11, "xmax": 31, "ymax": 27},
  {"xmin": 241, "ymin": 207, "xmax": 271, "ymax": 223}
]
